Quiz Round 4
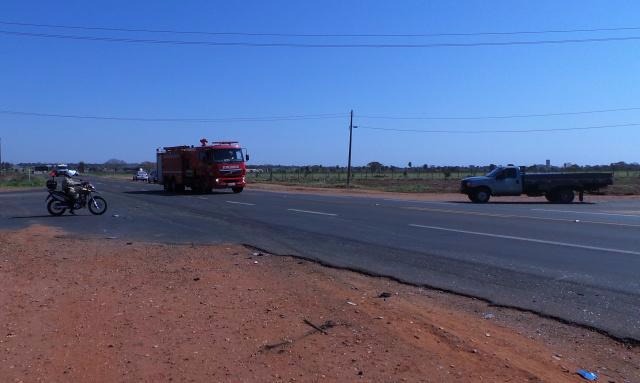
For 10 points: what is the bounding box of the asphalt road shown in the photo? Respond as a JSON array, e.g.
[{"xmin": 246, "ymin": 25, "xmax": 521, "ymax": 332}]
[{"xmin": 2, "ymin": 177, "xmax": 640, "ymax": 341}]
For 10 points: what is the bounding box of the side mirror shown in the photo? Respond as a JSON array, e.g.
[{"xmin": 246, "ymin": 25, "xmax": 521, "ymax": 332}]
[{"xmin": 245, "ymin": 154, "xmax": 250, "ymax": 161}]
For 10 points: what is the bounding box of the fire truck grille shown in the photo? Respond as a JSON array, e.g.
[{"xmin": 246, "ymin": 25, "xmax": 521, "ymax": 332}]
[{"xmin": 220, "ymin": 170, "xmax": 243, "ymax": 176}]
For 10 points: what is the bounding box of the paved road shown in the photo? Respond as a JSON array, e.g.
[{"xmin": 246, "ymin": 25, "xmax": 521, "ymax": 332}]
[{"xmin": 2, "ymin": 177, "xmax": 640, "ymax": 341}]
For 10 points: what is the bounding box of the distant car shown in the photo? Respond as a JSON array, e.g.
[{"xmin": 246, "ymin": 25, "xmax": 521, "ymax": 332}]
[
  {"xmin": 133, "ymin": 170, "xmax": 149, "ymax": 181},
  {"xmin": 147, "ymin": 170, "xmax": 159, "ymax": 184},
  {"xmin": 56, "ymin": 164, "xmax": 78, "ymax": 177}
]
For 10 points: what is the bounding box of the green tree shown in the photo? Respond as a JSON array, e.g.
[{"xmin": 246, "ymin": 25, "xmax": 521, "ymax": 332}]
[{"xmin": 367, "ymin": 161, "xmax": 383, "ymax": 173}]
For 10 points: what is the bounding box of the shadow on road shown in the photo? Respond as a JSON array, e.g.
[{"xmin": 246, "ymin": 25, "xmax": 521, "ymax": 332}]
[
  {"xmin": 448, "ymin": 201, "xmax": 596, "ymax": 205},
  {"xmin": 123, "ymin": 190, "xmax": 235, "ymax": 196},
  {"xmin": 10, "ymin": 215, "xmax": 90, "ymax": 219}
]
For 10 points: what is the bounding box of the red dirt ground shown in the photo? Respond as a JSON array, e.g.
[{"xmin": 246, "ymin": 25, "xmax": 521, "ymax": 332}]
[{"xmin": 1, "ymin": 225, "xmax": 638, "ymax": 382}]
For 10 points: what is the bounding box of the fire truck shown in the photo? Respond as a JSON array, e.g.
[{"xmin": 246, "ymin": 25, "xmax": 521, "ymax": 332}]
[{"xmin": 157, "ymin": 139, "xmax": 249, "ymax": 193}]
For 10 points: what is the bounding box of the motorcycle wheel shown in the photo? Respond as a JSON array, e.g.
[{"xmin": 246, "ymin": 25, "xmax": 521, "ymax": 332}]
[
  {"xmin": 47, "ymin": 199, "xmax": 67, "ymax": 216},
  {"xmin": 88, "ymin": 196, "xmax": 108, "ymax": 215}
]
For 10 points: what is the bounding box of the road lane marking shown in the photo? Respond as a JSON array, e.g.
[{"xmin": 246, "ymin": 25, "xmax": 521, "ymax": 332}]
[
  {"xmin": 226, "ymin": 201, "xmax": 255, "ymax": 206},
  {"xmin": 409, "ymin": 224, "xmax": 640, "ymax": 256},
  {"xmin": 197, "ymin": 197, "xmax": 209, "ymax": 200},
  {"xmin": 287, "ymin": 208, "xmax": 337, "ymax": 216},
  {"xmin": 403, "ymin": 207, "xmax": 640, "ymax": 228},
  {"xmin": 382, "ymin": 199, "xmax": 452, "ymax": 205},
  {"xmin": 531, "ymin": 209, "xmax": 640, "ymax": 218}
]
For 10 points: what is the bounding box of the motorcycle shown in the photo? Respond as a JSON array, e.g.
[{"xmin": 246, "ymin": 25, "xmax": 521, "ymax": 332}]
[{"xmin": 46, "ymin": 178, "xmax": 108, "ymax": 216}]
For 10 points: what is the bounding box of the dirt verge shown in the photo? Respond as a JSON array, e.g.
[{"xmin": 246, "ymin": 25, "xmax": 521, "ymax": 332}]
[{"xmin": 1, "ymin": 225, "xmax": 637, "ymax": 382}]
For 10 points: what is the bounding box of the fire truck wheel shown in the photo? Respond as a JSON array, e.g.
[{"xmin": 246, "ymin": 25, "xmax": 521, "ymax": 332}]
[{"xmin": 232, "ymin": 187, "xmax": 244, "ymax": 194}]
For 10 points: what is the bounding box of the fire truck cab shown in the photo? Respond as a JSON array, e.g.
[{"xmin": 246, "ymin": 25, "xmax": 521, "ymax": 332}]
[{"xmin": 157, "ymin": 139, "xmax": 248, "ymax": 194}]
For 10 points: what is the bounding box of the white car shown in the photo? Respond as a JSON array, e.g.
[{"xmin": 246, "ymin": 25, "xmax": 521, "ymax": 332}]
[
  {"xmin": 56, "ymin": 164, "xmax": 78, "ymax": 177},
  {"xmin": 133, "ymin": 170, "xmax": 149, "ymax": 181}
]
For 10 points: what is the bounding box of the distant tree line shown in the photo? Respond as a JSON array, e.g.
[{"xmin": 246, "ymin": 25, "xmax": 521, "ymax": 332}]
[
  {"xmin": 9, "ymin": 159, "xmax": 157, "ymax": 174},
  {"xmin": 5, "ymin": 160, "xmax": 640, "ymax": 176}
]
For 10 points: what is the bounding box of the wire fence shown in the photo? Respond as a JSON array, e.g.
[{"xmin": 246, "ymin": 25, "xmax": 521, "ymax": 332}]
[{"xmin": 248, "ymin": 168, "xmax": 640, "ymax": 184}]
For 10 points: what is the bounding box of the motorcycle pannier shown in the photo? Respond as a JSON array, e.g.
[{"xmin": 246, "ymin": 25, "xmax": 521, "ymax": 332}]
[{"xmin": 46, "ymin": 179, "xmax": 57, "ymax": 191}]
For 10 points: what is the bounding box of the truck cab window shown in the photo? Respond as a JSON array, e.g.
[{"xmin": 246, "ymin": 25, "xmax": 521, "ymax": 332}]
[
  {"xmin": 504, "ymin": 168, "xmax": 517, "ymax": 179},
  {"xmin": 213, "ymin": 149, "xmax": 244, "ymax": 163}
]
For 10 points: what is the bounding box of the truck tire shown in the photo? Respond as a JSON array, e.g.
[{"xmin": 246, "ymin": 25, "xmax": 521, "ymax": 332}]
[
  {"xmin": 232, "ymin": 187, "xmax": 244, "ymax": 194},
  {"xmin": 467, "ymin": 193, "xmax": 478, "ymax": 202},
  {"xmin": 175, "ymin": 184, "xmax": 185, "ymax": 193},
  {"xmin": 556, "ymin": 189, "xmax": 575, "ymax": 204},
  {"xmin": 545, "ymin": 193, "xmax": 558, "ymax": 203},
  {"xmin": 168, "ymin": 178, "xmax": 176, "ymax": 193},
  {"xmin": 472, "ymin": 188, "xmax": 491, "ymax": 203}
]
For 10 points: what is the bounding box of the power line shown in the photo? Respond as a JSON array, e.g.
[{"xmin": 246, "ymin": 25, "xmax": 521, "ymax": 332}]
[
  {"xmin": 3, "ymin": 106, "xmax": 639, "ymax": 124},
  {"xmin": 2, "ymin": 30, "xmax": 640, "ymax": 48},
  {"xmin": 358, "ymin": 122, "xmax": 640, "ymax": 134},
  {"xmin": 2, "ymin": 20, "xmax": 640, "ymax": 38},
  {"xmin": 0, "ymin": 109, "xmax": 347, "ymax": 122},
  {"xmin": 359, "ymin": 107, "xmax": 640, "ymax": 120}
]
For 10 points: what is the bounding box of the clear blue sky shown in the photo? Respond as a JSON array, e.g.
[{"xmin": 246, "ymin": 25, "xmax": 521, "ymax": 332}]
[{"xmin": 1, "ymin": 0, "xmax": 639, "ymax": 167}]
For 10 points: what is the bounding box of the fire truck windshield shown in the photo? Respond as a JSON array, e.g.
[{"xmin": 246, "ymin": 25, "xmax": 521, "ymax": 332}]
[{"xmin": 211, "ymin": 149, "xmax": 244, "ymax": 163}]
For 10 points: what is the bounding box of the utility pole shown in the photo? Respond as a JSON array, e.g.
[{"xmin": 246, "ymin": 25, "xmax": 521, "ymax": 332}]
[{"xmin": 347, "ymin": 110, "xmax": 353, "ymax": 187}]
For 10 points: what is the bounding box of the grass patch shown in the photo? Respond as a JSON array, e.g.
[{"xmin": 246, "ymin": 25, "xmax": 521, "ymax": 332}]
[
  {"xmin": 248, "ymin": 171, "xmax": 640, "ymax": 195},
  {"xmin": 0, "ymin": 173, "xmax": 47, "ymax": 188},
  {"xmin": 86, "ymin": 172, "xmax": 134, "ymax": 180}
]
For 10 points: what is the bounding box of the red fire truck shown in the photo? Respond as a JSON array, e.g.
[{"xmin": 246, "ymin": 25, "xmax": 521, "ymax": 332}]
[{"xmin": 157, "ymin": 139, "xmax": 249, "ymax": 193}]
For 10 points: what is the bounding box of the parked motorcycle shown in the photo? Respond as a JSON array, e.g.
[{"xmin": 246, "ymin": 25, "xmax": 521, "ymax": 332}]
[{"xmin": 46, "ymin": 178, "xmax": 108, "ymax": 216}]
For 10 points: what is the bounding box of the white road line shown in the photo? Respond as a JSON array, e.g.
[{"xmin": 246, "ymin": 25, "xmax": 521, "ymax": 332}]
[
  {"xmin": 409, "ymin": 224, "xmax": 640, "ymax": 256},
  {"xmin": 287, "ymin": 208, "xmax": 337, "ymax": 216},
  {"xmin": 197, "ymin": 197, "xmax": 209, "ymax": 200},
  {"xmin": 226, "ymin": 200, "xmax": 255, "ymax": 206},
  {"xmin": 531, "ymin": 209, "xmax": 640, "ymax": 218},
  {"xmin": 403, "ymin": 207, "xmax": 640, "ymax": 228},
  {"xmin": 382, "ymin": 199, "xmax": 452, "ymax": 205}
]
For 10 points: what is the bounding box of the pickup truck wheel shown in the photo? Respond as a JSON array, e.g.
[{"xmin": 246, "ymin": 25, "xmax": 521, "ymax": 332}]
[
  {"xmin": 556, "ymin": 189, "xmax": 575, "ymax": 204},
  {"xmin": 467, "ymin": 193, "xmax": 478, "ymax": 202},
  {"xmin": 472, "ymin": 188, "xmax": 491, "ymax": 203}
]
